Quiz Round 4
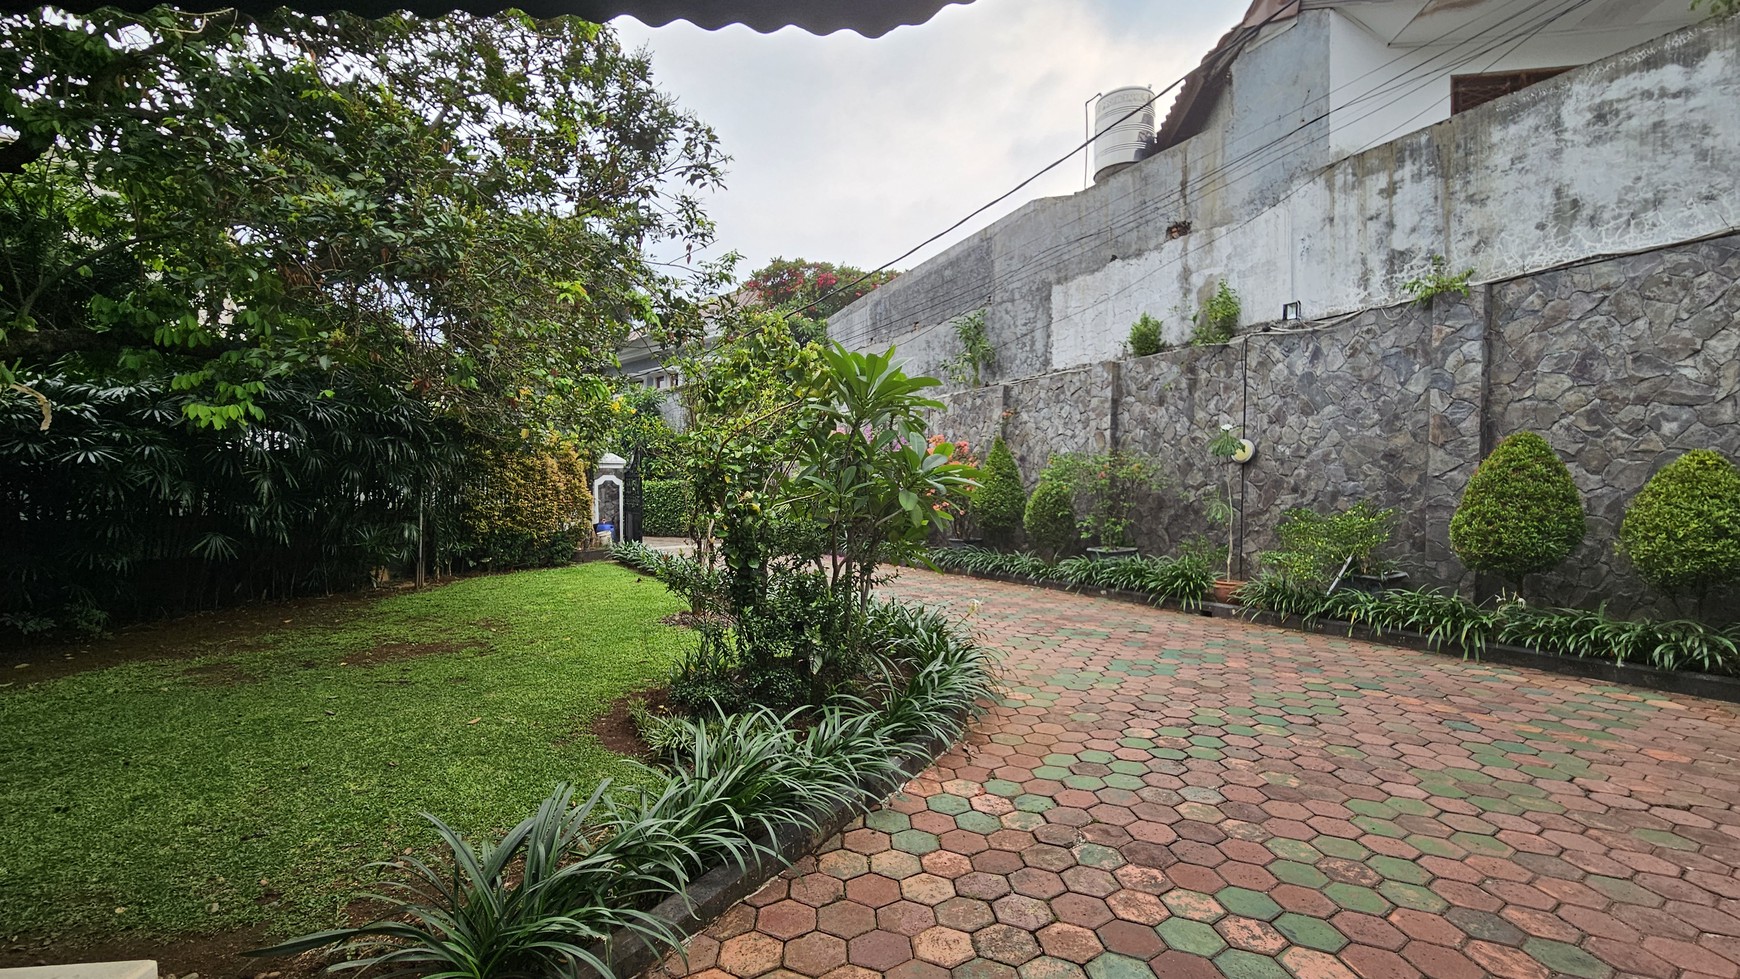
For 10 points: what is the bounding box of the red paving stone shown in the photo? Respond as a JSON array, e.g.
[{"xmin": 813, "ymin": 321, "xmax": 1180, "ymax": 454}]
[{"xmin": 647, "ymin": 570, "xmax": 1740, "ymax": 979}]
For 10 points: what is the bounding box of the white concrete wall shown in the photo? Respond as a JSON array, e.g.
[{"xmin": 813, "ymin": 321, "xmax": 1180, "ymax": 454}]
[{"xmin": 834, "ymin": 11, "xmax": 1739, "ymax": 381}]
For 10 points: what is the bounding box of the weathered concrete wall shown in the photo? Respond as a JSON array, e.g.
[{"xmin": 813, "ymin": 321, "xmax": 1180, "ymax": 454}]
[
  {"xmin": 922, "ymin": 233, "xmax": 1740, "ymax": 614},
  {"xmin": 835, "ymin": 13, "xmax": 1740, "ymax": 378}
]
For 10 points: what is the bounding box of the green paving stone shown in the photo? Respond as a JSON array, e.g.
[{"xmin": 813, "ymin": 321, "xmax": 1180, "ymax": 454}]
[
  {"xmin": 1150, "ymin": 747, "xmax": 1189, "ymax": 761},
  {"xmin": 1405, "ymin": 834, "xmax": 1461, "ymax": 859},
  {"xmin": 1156, "ymin": 918, "xmax": 1228, "ymax": 957},
  {"xmin": 1185, "ymin": 746, "xmax": 1224, "ymax": 760},
  {"xmin": 1076, "ymin": 843, "xmax": 1126, "ymax": 869},
  {"xmin": 1389, "ymin": 799, "xmax": 1438, "ymax": 817},
  {"xmin": 1043, "ymin": 754, "xmax": 1078, "ymax": 767},
  {"xmin": 1109, "ymin": 760, "xmax": 1148, "ymax": 776},
  {"xmin": 1078, "ymin": 750, "xmax": 1115, "ymax": 764},
  {"xmin": 1365, "ymin": 856, "xmax": 1430, "ymax": 884},
  {"xmin": 986, "ymin": 779, "xmax": 1024, "ymax": 798},
  {"xmin": 1270, "ymin": 860, "xmax": 1329, "ymax": 888},
  {"xmin": 1587, "ymin": 875, "xmax": 1661, "ymax": 905},
  {"xmin": 1379, "ymin": 881, "xmax": 1449, "ymax": 913},
  {"xmin": 1324, "ymin": 883, "xmax": 1391, "ymax": 915},
  {"xmin": 928, "ymin": 793, "xmax": 972, "ymax": 816},
  {"xmin": 1085, "ymin": 953, "xmax": 1157, "ymax": 979},
  {"xmin": 1633, "ymin": 829, "xmax": 1697, "ymax": 850},
  {"xmin": 1119, "ymin": 737, "xmax": 1155, "ymax": 748},
  {"xmin": 1212, "ymin": 949, "xmax": 1291, "ymax": 979},
  {"xmin": 957, "ymin": 811, "xmax": 1004, "ymax": 835},
  {"xmin": 1314, "ymin": 838, "xmax": 1370, "ymax": 861},
  {"xmin": 1064, "ymin": 774, "xmax": 1107, "ymax": 791},
  {"xmin": 1155, "ymin": 726, "xmax": 1191, "ymax": 738},
  {"xmin": 1188, "ymin": 735, "xmax": 1226, "ymax": 748},
  {"xmin": 1272, "ymin": 913, "xmax": 1347, "ymax": 952},
  {"xmin": 1351, "ymin": 816, "xmax": 1406, "ymax": 838},
  {"xmin": 1523, "ymin": 938, "xmax": 1611, "ymax": 979},
  {"xmin": 1449, "ymin": 832, "xmax": 1513, "ymax": 857},
  {"xmin": 1346, "ymin": 800, "xmax": 1398, "ymax": 819},
  {"xmin": 891, "ymin": 829, "xmax": 941, "ymax": 854},
  {"xmin": 1266, "ymin": 840, "xmax": 1323, "ymax": 863},
  {"xmin": 866, "ymin": 810, "xmax": 911, "ymax": 833},
  {"xmin": 1215, "ymin": 887, "xmax": 1282, "ymax": 921},
  {"xmin": 1467, "ymin": 796, "xmax": 1524, "ymax": 815},
  {"xmin": 1034, "ymin": 765, "xmax": 1073, "ymax": 780}
]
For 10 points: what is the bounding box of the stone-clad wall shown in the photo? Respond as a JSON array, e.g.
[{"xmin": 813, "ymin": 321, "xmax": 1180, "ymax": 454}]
[
  {"xmin": 1488, "ymin": 234, "xmax": 1740, "ymax": 611},
  {"xmin": 924, "ymin": 233, "xmax": 1740, "ymax": 613}
]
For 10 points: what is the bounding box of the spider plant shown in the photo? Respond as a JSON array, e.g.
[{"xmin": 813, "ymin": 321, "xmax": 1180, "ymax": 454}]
[{"xmin": 248, "ymin": 783, "xmax": 682, "ymax": 979}]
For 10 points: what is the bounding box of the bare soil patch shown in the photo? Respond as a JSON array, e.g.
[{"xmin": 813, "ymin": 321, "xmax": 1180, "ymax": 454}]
[{"xmin": 588, "ymin": 685, "xmax": 671, "ymax": 760}]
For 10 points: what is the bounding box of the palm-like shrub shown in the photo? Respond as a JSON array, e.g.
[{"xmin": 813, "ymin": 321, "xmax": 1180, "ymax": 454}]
[
  {"xmin": 973, "ymin": 438, "xmax": 1027, "ymax": 545},
  {"xmin": 1618, "ymin": 450, "xmax": 1740, "ymax": 601},
  {"xmin": 1023, "ymin": 479, "xmax": 1078, "ymax": 560},
  {"xmin": 1449, "ymin": 432, "xmax": 1585, "ymax": 588}
]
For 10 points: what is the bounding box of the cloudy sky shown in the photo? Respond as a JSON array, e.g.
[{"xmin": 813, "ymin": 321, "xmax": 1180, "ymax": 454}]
[{"xmin": 612, "ymin": 0, "xmax": 1249, "ymax": 285}]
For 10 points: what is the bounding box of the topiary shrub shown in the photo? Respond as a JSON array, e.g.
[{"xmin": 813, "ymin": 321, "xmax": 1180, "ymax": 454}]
[
  {"xmin": 1024, "ymin": 478, "xmax": 1078, "ymax": 561},
  {"xmin": 1618, "ymin": 450, "xmax": 1740, "ymax": 601},
  {"xmin": 1449, "ymin": 432, "xmax": 1585, "ymax": 589},
  {"xmin": 974, "ymin": 438, "xmax": 1027, "ymax": 545},
  {"xmin": 641, "ymin": 478, "xmax": 694, "ymax": 537},
  {"xmin": 460, "ymin": 447, "xmax": 594, "ymax": 569}
]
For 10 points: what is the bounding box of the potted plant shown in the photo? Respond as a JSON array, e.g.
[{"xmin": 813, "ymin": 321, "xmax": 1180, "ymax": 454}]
[
  {"xmin": 1046, "ymin": 450, "xmax": 1168, "ymax": 560},
  {"xmin": 1206, "ymin": 422, "xmax": 1254, "ymax": 601}
]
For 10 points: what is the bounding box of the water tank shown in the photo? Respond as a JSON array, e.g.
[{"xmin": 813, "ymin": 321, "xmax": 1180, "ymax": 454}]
[{"xmin": 1092, "ymin": 86, "xmax": 1156, "ymax": 184}]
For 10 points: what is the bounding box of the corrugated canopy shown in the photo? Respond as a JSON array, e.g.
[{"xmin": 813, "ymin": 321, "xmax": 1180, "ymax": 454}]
[{"xmin": 1, "ymin": 0, "xmax": 971, "ymax": 34}]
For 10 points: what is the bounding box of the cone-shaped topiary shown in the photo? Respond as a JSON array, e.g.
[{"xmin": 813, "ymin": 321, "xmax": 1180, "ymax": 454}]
[
  {"xmin": 1619, "ymin": 450, "xmax": 1740, "ymax": 598},
  {"xmin": 974, "ymin": 438, "xmax": 1026, "ymax": 544},
  {"xmin": 1449, "ymin": 431, "xmax": 1585, "ymax": 587},
  {"xmin": 1024, "ymin": 478, "xmax": 1077, "ymax": 561}
]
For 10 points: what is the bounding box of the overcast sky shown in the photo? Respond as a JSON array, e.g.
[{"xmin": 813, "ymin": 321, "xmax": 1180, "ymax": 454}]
[{"xmin": 612, "ymin": 0, "xmax": 1249, "ymax": 285}]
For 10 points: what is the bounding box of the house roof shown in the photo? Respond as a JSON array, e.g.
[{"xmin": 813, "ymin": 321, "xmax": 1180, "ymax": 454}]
[
  {"xmin": 3, "ymin": 0, "xmax": 972, "ymax": 35},
  {"xmin": 1154, "ymin": 0, "xmax": 1302, "ymax": 151}
]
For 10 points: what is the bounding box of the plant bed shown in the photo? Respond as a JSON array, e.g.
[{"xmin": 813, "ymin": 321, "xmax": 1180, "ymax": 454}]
[{"xmin": 1204, "ymin": 604, "xmax": 1740, "ymax": 706}]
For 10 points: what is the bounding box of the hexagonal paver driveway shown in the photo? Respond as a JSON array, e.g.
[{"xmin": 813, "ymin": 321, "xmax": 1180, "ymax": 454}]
[{"xmin": 647, "ymin": 570, "xmax": 1740, "ymax": 979}]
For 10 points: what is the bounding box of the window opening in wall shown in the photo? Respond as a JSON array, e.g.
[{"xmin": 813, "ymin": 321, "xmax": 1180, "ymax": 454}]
[{"xmin": 1450, "ymin": 67, "xmax": 1575, "ymax": 114}]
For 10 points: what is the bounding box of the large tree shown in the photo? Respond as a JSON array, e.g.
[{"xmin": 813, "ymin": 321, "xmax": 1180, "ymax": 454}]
[{"xmin": 1, "ymin": 8, "xmax": 726, "ymax": 439}]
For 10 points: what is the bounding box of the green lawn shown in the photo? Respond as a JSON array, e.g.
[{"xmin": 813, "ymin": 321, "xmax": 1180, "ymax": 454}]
[{"xmin": 0, "ymin": 563, "xmax": 688, "ymax": 940}]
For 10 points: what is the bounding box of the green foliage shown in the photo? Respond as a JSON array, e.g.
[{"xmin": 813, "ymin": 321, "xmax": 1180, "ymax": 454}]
[
  {"xmin": 1043, "ymin": 451, "xmax": 1169, "ymax": 548},
  {"xmin": 926, "ymin": 546, "xmax": 1213, "ymax": 609},
  {"xmin": 266, "ymin": 598, "xmax": 995, "ymax": 974},
  {"xmin": 1262, "ymin": 502, "xmax": 1398, "ymax": 589},
  {"xmin": 249, "ymin": 783, "xmax": 681, "ymax": 977},
  {"xmin": 1450, "ymin": 432, "xmax": 1586, "ymax": 587},
  {"xmin": 1402, "ymin": 255, "xmax": 1476, "ymax": 305},
  {"xmin": 641, "ymin": 479, "xmax": 696, "ymax": 538},
  {"xmin": 1618, "ymin": 450, "xmax": 1740, "ymax": 599},
  {"xmin": 1497, "ymin": 603, "xmax": 1740, "ymax": 674},
  {"xmin": 943, "ymin": 309, "xmax": 994, "ymax": 387},
  {"xmin": 973, "ymin": 438, "xmax": 1028, "ymax": 543},
  {"xmin": 744, "ymin": 257, "xmax": 899, "ymax": 321},
  {"xmin": 459, "ymin": 447, "xmax": 594, "ymax": 569},
  {"xmin": 1, "ymin": 11, "xmax": 724, "ymax": 438},
  {"xmin": 1, "ymin": 367, "xmax": 465, "ymax": 636},
  {"xmin": 0, "ymin": 564, "xmax": 689, "ymax": 937},
  {"xmin": 1127, "ymin": 313, "xmax": 1166, "ymax": 357},
  {"xmin": 1023, "ymin": 479, "xmax": 1079, "ymax": 561},
  {"xmin": 1191, "ymin": 281, "xmax": 1240, "ymax": 345},
  {"xmin": 1233, "ymin": 577, "xmax": 1740, "ymax": 676},
  {"xmin": 1695, "ymin": 0, "xmax": 1739, "ymax": 12}
]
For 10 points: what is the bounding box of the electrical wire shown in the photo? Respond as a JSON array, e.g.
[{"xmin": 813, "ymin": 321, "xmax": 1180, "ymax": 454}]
[{"xmin": 826, "ymin": 0, "xmax": 1596, "ymax": 357}]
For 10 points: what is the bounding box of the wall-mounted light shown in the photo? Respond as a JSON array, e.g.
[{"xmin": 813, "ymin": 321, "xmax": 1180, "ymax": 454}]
[{"xmin": 1281, "ymin": 301, "xmax": 1303, "ymax": 322}]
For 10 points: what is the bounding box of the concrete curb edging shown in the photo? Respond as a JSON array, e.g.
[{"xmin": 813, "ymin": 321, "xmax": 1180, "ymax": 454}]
[
  {"xmin": 578, "ymin": 721, "xmax": 963, "ymax": 979},
  {"xmin": 923, "ymin": 565, "xmax": 1740, "ymax": 707}
]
